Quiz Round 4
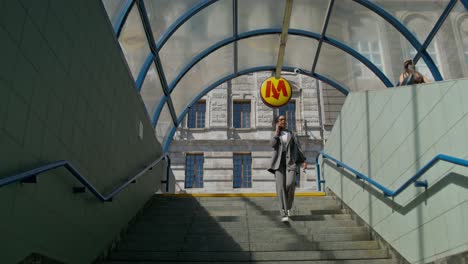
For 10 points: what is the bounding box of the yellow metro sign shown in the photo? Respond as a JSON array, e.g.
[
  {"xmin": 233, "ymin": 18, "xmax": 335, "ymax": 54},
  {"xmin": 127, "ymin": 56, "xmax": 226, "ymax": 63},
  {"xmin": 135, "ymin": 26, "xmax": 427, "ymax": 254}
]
[{"xmin": 260, "ymin": 77, "xmax": 292, "ymax": 108}]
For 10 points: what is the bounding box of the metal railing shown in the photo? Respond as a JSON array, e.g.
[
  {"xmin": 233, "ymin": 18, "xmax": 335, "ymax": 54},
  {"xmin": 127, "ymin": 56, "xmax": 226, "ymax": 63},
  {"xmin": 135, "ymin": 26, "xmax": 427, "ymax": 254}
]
[
  {"xmin": 0, "ymin": 155, "xmax": 167, "ymax": 202},
  {"xmin": 315, "ymin": 151, "xmax": 468, "ymax": 196}
]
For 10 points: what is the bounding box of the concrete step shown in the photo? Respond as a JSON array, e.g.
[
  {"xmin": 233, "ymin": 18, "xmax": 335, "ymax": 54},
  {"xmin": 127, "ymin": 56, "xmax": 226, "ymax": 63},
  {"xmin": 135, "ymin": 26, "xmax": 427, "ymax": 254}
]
[
  {"xmin": 136, "ymin": 213, "xmax": 354, "ymax": 225},
  {"xmin": 102, "ymin": 260, "xmax": 394, "ymax": 264},
  {"xmin": 149, "ymin": 203, "xmax": 343, "ymax": 212},
  {"xmin": 108, "ymin": 249, "xmax": 388, "ymax": 261},
  {"xmin": 142, "ymin": 209, "xmax": 348, "ymax": 217},
  {"xmin": 132, "ymin": 219, "xmax": 359, "ymax": 230},
  {"xmin": 151, "ymin": 199, "xmax": 341, "ymax": 207},
  {"xmin": 123, "ymin": 228, "xmax": 370, "ymax": 245},
  {"xmin": 118, "ymin": 239, "xmax": 379, "ymax": 252},
  {"xmin": 126, "ymin": 225, "xmax": 368, "ymax": 238}
]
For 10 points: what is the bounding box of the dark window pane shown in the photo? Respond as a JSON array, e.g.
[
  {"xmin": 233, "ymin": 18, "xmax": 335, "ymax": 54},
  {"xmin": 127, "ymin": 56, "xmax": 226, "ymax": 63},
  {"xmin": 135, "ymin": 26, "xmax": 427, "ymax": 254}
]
[
  {"xmin": 186, "ymin": 154, "xmax": 204, "ymax": 188},
  {"xmin": 233, "ymin": 154, "xmax": 252, "ymax": 188},
  {"xmin": 234, "ymin": 102, "xmax": 250, "ymax": 128},
  {"xmin": 188, "ymin": 102, "xmax": 205, "ymax": 128}
]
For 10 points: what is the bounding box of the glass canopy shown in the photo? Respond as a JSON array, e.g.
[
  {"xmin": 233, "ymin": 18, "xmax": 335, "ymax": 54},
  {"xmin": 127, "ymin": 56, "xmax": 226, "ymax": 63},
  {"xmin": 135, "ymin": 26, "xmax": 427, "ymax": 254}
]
[{"xmin": 101, "ymin": 0, "xmax": 468, "ymax": 151}]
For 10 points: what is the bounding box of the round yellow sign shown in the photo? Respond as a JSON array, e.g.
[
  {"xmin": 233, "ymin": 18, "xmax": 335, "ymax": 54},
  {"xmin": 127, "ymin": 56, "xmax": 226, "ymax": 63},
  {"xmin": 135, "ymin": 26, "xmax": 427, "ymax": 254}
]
[{"xmin": 260, "ymin": 77, "xmax": 292, "ymax": 108}]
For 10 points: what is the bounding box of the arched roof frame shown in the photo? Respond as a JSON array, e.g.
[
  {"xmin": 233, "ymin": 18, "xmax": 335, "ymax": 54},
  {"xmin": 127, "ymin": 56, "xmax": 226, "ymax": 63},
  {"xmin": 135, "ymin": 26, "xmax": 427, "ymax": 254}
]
[
  {"xmin": 118, "ymin": 0, "xmax": 448, "ymax": 88},
  {"xmin": 108, "ymin": 0, "xmax": 464, "ymax": 150}
]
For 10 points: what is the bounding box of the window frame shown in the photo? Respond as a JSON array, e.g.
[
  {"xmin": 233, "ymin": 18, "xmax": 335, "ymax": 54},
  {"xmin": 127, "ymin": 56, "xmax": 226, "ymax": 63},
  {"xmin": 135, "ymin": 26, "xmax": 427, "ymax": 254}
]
[
  {"xmin": 185, "ymin": 153, "xmax": 204, "ymax": 188},
  {"xmin": 233, "ymin": 100, "xmax": 252, "ymax": 129},
  {"xmin": 233, "ymin": 153, "xmax": 252, "ymax": 188},
  {"xmin": 187, "ymin": 100, "xmax": 206, "ymax": 129}
]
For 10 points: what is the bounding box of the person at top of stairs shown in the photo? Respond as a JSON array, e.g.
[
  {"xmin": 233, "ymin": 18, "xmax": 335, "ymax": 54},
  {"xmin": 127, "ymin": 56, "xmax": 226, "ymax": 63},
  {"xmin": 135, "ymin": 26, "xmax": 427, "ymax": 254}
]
[{"xmin": 268, "ymin": 115, "xmax": 307, "ymax": 222}]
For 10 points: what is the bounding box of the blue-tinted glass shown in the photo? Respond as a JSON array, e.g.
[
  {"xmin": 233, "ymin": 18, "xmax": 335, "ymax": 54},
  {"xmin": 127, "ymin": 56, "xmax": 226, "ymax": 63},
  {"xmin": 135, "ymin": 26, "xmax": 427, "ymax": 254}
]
[
  {"xmin": 233, "ymin": 154, "xmax": 252, "ymax": 188},
  {"xmin": 186, "ymin": 154, "xmax": 204, "ymax": 188},
  {"xmin": 233, "ymin": 103, "xmax": 241, "ymax": 128},
  {"xmin": 185, "ymin": 156, "xmax": 194, "ymax": 188},
  {"xmin": 188, "ymin": 107, "xmax": 196, "ymax": 128}
]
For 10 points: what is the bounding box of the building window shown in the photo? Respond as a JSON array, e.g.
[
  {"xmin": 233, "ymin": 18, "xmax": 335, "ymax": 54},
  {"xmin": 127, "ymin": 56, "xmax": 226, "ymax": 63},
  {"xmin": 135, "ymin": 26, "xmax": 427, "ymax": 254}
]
[
  {"xmin": 185, "ymin": 154, "xmax": 204, "ymax": 188},
  {"xmin": 233, "ymin": 101, "xmax": 251, "ymax": 128},
  {"xmin": 233, "ymin": 154, "xmax": 252, "ymax": 188},
  {"xmin": 278, "ymin": 101, "xmax": 296, "ymax": 131},
  {"xmin": 188, "ymin": 101, "xmax": 206, "ymax": 128},
  {"xmin": 352, "ymin": 40, "xmax": 384, "ymax": 78},
  {"xmin": 350, "ymin": 17, "xmax": 384, "ymax": 79}
]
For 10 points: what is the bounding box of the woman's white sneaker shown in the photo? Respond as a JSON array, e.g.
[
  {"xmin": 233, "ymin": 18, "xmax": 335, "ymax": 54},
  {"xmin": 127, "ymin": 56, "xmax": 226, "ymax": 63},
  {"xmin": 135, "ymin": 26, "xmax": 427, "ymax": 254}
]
[{"xmin": 281, "ymin": 216, "xmax": 289, "ymax": 222}]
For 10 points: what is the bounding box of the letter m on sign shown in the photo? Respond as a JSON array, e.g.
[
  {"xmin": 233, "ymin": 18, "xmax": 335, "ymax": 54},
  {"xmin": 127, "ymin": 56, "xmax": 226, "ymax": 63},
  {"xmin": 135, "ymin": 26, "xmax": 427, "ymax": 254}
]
[{"xmin": 265, "ymin": 80, "xmax": 288, "ymax": 100}]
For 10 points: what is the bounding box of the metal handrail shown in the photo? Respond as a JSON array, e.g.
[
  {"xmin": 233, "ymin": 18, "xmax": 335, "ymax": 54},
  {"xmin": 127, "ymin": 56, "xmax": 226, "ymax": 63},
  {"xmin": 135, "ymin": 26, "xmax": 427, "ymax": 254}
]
[
  {"xmin": 315, "ymin": 151, "xmax": 468, "ymax": 196},
  {"xmin": 0, "ymin": 155, "xmax": 166, "ymax": 202}
]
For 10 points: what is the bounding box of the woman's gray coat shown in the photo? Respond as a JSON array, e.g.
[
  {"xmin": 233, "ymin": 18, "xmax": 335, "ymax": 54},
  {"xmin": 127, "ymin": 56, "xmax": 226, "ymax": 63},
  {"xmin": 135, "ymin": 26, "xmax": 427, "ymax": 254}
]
[{"xmin": 268, "ymin": 130, "xmax": 306, "ymax": 174}]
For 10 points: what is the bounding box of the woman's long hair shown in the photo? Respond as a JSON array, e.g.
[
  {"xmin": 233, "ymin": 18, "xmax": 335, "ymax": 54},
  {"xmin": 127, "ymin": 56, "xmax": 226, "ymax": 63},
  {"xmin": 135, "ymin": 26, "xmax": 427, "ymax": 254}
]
[{"xmin": 272, "ymin": 115, "xmax": 281, "ymax": 130}]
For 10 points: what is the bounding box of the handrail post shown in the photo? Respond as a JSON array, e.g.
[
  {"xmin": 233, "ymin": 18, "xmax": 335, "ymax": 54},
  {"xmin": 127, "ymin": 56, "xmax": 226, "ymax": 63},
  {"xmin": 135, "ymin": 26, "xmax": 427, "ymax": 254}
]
[
  {"xmin": 165, "ymin": 155, "xmax": 171, "ymax": 193},
  {"xmin": 315, "ymin": 155, "xmax": 321, "ymax": 192}
]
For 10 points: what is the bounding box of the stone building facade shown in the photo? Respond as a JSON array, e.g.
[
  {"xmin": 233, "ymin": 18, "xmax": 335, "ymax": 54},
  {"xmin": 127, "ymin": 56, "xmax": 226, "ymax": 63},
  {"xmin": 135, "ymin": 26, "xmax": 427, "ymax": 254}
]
[{"xmin": 169, "ymin": 72, "xmax": 344, "ymax": 193}]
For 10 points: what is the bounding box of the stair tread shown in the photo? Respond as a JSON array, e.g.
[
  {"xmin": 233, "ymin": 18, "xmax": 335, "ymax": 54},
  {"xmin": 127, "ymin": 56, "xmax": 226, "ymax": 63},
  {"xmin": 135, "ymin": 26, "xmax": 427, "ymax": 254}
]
[{"xmin": 110, "ymin": 249, "xmax": 389, "ymax": 261}]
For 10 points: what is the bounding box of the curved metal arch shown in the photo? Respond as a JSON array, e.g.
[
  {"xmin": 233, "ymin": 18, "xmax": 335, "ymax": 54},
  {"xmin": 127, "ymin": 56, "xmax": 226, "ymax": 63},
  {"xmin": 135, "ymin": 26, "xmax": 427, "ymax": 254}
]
[
  {"xmin": 166, "ymin": 28, "xmax": 394, "ymax": 95},
  {"xmin": 151, "ymin": 95, "xmax": 167, "ymax": 128},
  {"xmin": 161, "ymin": 66, "xmax": 349, "ymax": 152},
  {"xmin": 353, "ymin": 0, "xmax": 443, "ymax": 81},
  {"xmin": 114, "ymin": 0, "xmax": 135, "ymax": 38},
  {"xmin": 150, "ymin": 0, "xmax": 442, "ymax": 82}
]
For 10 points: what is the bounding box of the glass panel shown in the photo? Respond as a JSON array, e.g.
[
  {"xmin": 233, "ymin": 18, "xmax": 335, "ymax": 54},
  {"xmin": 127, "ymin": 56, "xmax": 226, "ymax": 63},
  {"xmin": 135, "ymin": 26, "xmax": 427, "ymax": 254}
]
[
  {"xmin": 237, "ymin": 35, "xmax": 278, "ymax": 71},
  {"xmin": 185, "ymin": 155, "xmax": 194, "ymax": 188},
  {"xmin": 155, "ymin": 101, "xmax": 174, "ymax": 146},
  {"xmin": 316, "ymin": 43, "xmax": 387, "ymax": 92},
  {"xmin": 170, "ymin": 44, "xmax": 234, "ymax": 118},
  {"xmin": 233, "ymin": 102, "xmax": 251, "ymax": 128},
  {"xmin": 326, "ymin": 0, "xmax": 414, "ymax": 84},
  {"xmin": 371, "ymin": 0, "xmax": 449, "ymax": 43},
  {"xmin": 283, "ymin": 35, "xmax": 318, "ymax": 71},
  {"xmin": 118, "ymin": 5, "xmax": 151, "ymax": 81},
  {"xmin": 140, "ymin": 63, "xmax": 164, "ymax": 117},
  {"xmin": 238, "ymin": 0, "xmax": 285, "ymax": 33},
  {"xmin": 159, "ymin": 0, "xmax": 233, "ymax": 83},
  {"xmin": 437, "ymin": 2, "xmax": 468, "ymax": 79},
  {"xmin": 289, "ymin": 0, "xmax": 329, "ymax": 33},
  {"xmin": 102, "ymin": 0, "xmax": 128, "ymax": 27},
  {"xmin": 144, "ymin": 0, "xmax": 200, "ymax": 44},
  {"xmin": 233, "ymin": 154, "xmax": 251, "ymax": 188}
]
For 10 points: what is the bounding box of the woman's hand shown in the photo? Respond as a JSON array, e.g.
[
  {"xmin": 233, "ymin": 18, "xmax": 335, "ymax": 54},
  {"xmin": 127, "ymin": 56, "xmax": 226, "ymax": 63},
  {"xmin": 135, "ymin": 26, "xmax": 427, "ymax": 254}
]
[
  {"xmin": 302, "ymin": 162, "xmax": 307, "ymax": 172},
  {"xmin": 275, "ymin": 123, "xmax": 281, "ymax": 136}
]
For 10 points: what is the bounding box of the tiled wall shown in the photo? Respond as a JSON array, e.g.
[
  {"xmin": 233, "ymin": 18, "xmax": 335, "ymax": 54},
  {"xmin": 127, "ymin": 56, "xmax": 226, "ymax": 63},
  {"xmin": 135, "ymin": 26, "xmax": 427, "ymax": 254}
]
[
  {"xmin": 323, "ymin": 79, "xmax": 468, "ymax": 263},
  {"xmin": 0, "ymin": 1, "xmax": 164, "ymax": 263}
]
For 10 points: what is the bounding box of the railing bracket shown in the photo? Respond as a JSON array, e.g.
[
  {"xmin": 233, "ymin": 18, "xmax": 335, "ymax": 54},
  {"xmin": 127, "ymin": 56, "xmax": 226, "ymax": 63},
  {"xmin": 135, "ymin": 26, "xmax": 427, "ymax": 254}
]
[
  {"xmin": 73, "ymin": 186, "xmax": 86, "ymax": 193},
  {"xmin": 21, "ymin": 175, "xmax": 37, "ymax": 184},
  {"xmin": 414, "ymin": 180, "xmax": 428, "ymax": 189}
]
